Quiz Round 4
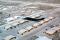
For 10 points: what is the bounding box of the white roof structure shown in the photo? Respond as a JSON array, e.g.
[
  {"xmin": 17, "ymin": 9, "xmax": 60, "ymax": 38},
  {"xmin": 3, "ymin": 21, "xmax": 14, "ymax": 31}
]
[
  {"xmin": 48, "ymin": 17, "xmax": 54, "ymax": 20},
  {"xmin": 18, "ymin": 29, "xmax": 27, "ymax": 34},
  {"xmin": 46, "ymin": 29, "xmax": 56, "ymax": 35},
  {"xmin": 45, "ymin": 27, "xmax": 60, "ymax": 35},
  {"xmin": 40, "ymin": 20, "xmax": 45, "ymax": 24},
  {"xmin": 4, "ymin": 25, "xmax": 11, "ymax": 30},
  {"xmin": 33, "ymin": 23, "xmax": 39, "ymax": 27},
  {"xmin": 14, "ymin": 16, "xmax": 26, "ymax": 19},
  {"xmin": 3, "ymin": 20, "xmax": 19, "ymax": 30},
  {"xmin": 14, "ymin": 16, "xmax": 20, "ymax": 19},
  {"xmin": 10, "ymin": 20, "xmax": 19, "ymax": 26},
  {"xmin": 4, "ymin": 35, "xmax": 16, "ymax": 40},
  {"xmin": 35, "ymin": 36, "xmax": 52, "ymax": 40},
  {"xmin": 19, "ymin": 19, "xmax": 27, "ymax": 23},
  {"xmin": 25, "ymin": 26, "xmax": 33, "ymax": 30},
  {"xmin": 4, "ymin": 17, "xmax": 14, "ymax": 22},
  {"xmin": 4, "ymin": 16, "xmax": 25, "ymax": 22},
  {"xmin": 33, "ymin": 20, "xmax": 44, "ymax": 27},
  {"xmin": 29, "ymin": 13, "xmax": 41, "ymax": 18},
  {"xmin": 44, "ymin": 18, "xmax": 50, "ymax": 22}
]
